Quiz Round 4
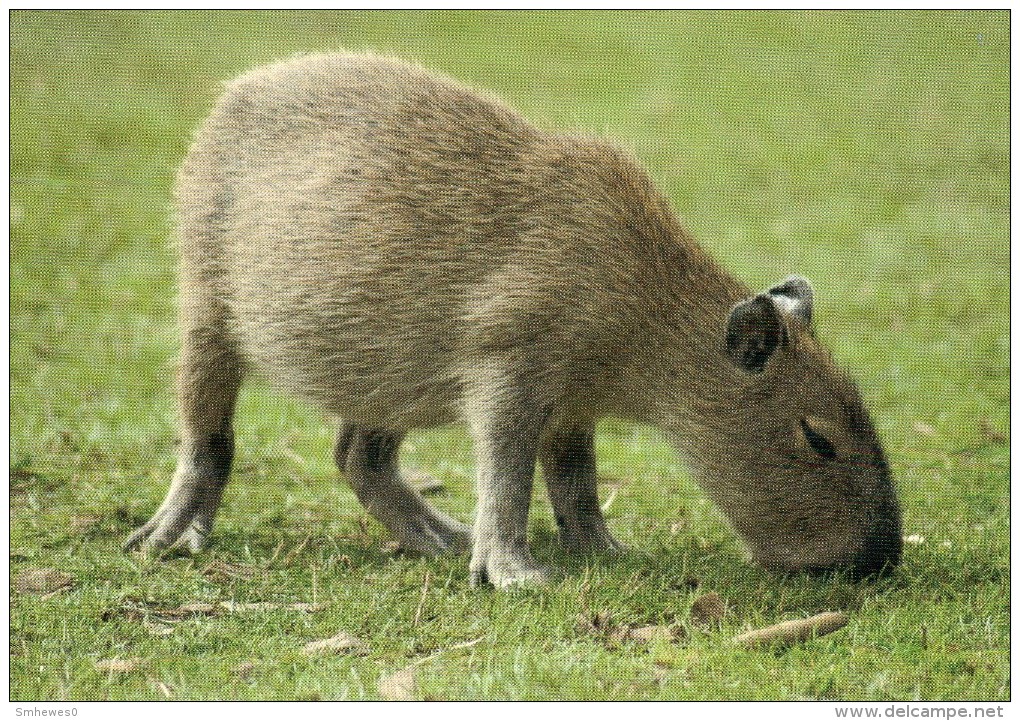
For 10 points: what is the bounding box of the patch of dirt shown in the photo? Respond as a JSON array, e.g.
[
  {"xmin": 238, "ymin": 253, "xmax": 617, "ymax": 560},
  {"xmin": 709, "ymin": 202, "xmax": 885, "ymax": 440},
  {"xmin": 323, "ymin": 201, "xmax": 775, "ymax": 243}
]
[
  {"xmin": 219, "ymin": 601, "xmax": 322, "ymax": 613},
  {"xmin": 576, "ymin": 610, "xmax": 685, "ymax": 647},
  {"xmin": 142, "ymin": 621, "xmax": 174, "ymax": 637},
  {"xmin": 378, "ymin": 666, "xmax": 416, "ymax": 700},
  {"xmin": 690, "ymin": 592, "xmax": 726, "ymax": 626},
  {"xmin": 9, "ymin": 467, "xmax": 57, "ymax": 495},
  {"xmin": 14, "ymin": 568, "xmax": 74, "ymax": 596},
  {"xmin": 200, "ymin": 560, "xmax": 263, "ymax": 583},
  {"xmin": 980, "ymin": 419, "xmax": 1007, "ymax": 444},
  {"xmin": 102, "ymin": 599, "xmax": 323, "ymax": 623},
  {"xmin": 575, "ymin": 609, "xmax": 614, "ymax": 636},
  {"xmin": 94, "ymin": 657, "xmax": 144, "ymax": 673},
  {"xmin": 233, "ymin": 661, "xmax": 256, "ymax": 680},
  {"xmin": 617, "ymin": 625, "xmax": 681, "ymax": 644},
  {"xmin": 69, "ymin": 515, "xmax": 101, "ymax": 535},
  {"xmin": 669, "ymin": 577, "xmax": 700, "ymax": 592},
  {"xmin": 301, "ymin": 632, "xmax": 370, "ymax": 656}
]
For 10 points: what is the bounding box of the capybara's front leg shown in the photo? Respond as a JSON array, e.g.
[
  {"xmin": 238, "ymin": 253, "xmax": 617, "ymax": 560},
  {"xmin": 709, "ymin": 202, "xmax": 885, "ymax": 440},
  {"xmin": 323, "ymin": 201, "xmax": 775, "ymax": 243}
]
[
  {"xmin": 466, "ymin": 372, "xmax": 552, "ymax": 589},
  {"xmin": 540, "ymin": 427, "xmax": 624, "ymax": 554}
]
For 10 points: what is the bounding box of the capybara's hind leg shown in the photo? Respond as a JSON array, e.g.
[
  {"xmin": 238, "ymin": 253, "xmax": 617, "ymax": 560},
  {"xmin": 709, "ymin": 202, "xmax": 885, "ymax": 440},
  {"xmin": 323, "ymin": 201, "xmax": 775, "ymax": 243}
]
[
  {"xmin": 334, "ymin": 424, "xmax": 470, "ymax": 555},
  {"xmin": 125, "ymin": 322, "xmax": 242, "ymax": 553}
]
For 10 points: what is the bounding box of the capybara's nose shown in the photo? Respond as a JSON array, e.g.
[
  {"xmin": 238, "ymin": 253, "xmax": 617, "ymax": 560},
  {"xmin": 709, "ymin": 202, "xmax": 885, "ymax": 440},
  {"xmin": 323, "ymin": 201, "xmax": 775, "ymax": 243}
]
[{"xmin": 849, "ymin": 518, "xmax": 902, "ymax": 580}]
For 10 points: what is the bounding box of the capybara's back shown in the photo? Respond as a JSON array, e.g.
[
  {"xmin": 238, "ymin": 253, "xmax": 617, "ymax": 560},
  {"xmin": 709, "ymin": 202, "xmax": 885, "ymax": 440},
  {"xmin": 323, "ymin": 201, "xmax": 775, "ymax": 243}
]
[
  {"xmin": 178, "ymin": 53, "xmax": 549, "ymax": 428},
  {"xmin": 128, "ymin": 53, "xmax": 901, "ymax": 589}
]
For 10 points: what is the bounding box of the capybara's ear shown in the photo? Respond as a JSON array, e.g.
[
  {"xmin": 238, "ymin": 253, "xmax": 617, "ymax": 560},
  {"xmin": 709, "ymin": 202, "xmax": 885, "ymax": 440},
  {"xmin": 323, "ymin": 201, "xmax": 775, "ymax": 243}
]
[
  {"xmin": 725, "ymin": 294, "xmax": 785, "ymax": 374},
  {"xmin": 766, "ymin": 275, "xmax": 814, "ymax": 326}
]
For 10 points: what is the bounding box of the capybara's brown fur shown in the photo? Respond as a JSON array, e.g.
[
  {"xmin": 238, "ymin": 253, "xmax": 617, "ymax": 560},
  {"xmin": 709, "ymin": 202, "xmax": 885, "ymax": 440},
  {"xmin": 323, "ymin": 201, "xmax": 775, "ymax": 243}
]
[{"xmin": 126, "ymin": 53, "xmax": 901, "ymax": 587}]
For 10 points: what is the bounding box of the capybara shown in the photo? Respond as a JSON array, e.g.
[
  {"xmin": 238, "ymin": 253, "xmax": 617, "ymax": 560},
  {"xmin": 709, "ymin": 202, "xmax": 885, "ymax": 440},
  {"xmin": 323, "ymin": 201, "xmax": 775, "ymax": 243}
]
[{"xmin": 126, "ymin": 53, "xmax": 901, "ymax": 587}]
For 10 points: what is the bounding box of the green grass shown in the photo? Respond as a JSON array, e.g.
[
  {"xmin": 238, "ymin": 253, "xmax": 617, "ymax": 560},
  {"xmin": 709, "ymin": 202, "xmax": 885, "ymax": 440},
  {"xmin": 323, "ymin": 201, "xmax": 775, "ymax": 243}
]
[{"xmin": 10, "ymin": 10, "xmax": 1008, "ymax": 701}]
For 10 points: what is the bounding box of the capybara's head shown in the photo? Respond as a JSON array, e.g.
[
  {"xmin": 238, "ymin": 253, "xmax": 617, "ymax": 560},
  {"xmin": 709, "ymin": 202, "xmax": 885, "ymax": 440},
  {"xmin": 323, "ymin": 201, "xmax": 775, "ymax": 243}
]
[{"xmin": 686, "ymin": 276, "xmax": 901, "ymax": 579}]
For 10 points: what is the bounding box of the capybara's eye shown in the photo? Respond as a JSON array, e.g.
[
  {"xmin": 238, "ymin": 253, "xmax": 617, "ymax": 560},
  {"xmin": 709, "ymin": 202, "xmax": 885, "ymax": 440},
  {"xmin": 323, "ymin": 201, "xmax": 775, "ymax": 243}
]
[{"xmin": 800, "ymin": 418, "xmax": 838, "ymax": 460}]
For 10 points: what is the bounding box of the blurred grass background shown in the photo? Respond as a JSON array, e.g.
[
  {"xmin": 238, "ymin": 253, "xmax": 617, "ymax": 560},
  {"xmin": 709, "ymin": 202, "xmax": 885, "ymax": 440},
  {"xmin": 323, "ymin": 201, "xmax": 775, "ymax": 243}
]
[{"xmin": 10, "ymin": 10, "xmax": 1009, "ymax": 700}]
